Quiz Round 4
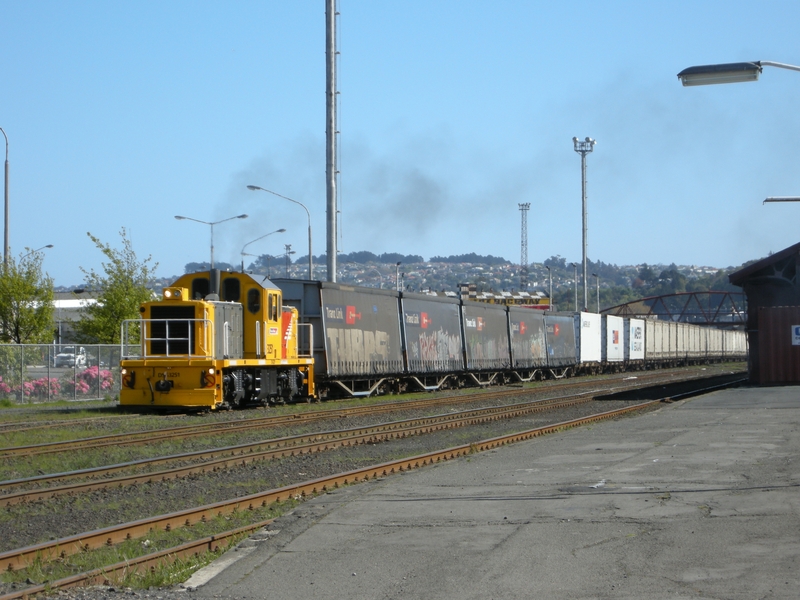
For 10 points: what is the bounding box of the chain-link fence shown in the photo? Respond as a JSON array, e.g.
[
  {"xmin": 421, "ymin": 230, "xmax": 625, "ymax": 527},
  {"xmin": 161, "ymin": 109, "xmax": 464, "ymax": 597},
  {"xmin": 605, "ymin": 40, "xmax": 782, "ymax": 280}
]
[{"xmin": 0, "ymin": 344, "xmax": 123, "ymax": 404}]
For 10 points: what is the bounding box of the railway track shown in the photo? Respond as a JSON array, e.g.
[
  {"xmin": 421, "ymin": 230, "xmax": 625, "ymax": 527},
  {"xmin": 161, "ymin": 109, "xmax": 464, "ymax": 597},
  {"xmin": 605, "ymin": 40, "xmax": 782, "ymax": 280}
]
[
  {"xmin": 0, "ymin": 390, "xmax": 601, "ymax": 505},
  {"xmin": 0, "ymin": 369, "xmax": 734, "ymax": 497},
  {"xmin": 0, "ymin": 367, "xmax": 729, "ymax": 459},
  {"xmin": 0, "ymin": 371, "xmax": 743, "ymax": 600}
]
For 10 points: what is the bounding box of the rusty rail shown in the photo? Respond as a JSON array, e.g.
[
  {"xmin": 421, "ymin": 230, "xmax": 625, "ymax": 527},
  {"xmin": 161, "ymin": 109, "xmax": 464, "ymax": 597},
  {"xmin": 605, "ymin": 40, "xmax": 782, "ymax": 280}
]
[
  {"xmin": 0, "ymin": 391, "xmax": 598, "ymax": 506},
  {"xmin": 0, "ymin": 368, "xmax": 724, "ymax": 459}
]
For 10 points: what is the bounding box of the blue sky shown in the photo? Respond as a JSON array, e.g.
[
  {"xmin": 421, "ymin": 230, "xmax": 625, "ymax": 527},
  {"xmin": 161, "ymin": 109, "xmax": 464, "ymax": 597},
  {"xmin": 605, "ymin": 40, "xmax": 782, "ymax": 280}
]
[{"xmin": 3, "ymin": 1, "xmax": 800, "ymax": 287}]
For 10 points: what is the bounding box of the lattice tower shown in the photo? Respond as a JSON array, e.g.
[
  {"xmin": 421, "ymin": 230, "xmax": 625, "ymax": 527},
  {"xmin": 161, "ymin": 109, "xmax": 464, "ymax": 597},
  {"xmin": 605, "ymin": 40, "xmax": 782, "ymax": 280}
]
[{"xmin": 519, "ymin": 203, "xmax": 530, "ymax": 290}]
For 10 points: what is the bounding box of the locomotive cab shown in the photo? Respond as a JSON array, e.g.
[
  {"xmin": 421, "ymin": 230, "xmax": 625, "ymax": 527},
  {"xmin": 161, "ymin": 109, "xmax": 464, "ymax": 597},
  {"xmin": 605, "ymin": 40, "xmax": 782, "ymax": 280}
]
[{"xmin": 120, "ymin": 271, "xmax": 314, "ymax": 411}]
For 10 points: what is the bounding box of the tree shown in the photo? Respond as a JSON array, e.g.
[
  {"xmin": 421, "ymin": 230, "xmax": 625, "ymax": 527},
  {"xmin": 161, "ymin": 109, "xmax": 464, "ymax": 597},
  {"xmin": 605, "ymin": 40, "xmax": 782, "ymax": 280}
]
[
  {"xmin": 0, "ymin": 249, "xmax": 54, "ymax": 343},
  {"xmin": 544, "ymin": 255, "xmax": 567, "ymax": 270},
  {"xmin": 73, "ymin": 229, "xmax": 158, "ymax": 344}
]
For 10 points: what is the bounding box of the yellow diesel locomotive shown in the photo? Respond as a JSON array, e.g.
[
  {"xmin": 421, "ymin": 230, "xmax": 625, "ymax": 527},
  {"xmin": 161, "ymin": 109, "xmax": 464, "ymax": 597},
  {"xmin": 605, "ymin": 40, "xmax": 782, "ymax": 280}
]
[{"xmin": 119, "ymin": 270, "xmax": 315, "ymax": 410}]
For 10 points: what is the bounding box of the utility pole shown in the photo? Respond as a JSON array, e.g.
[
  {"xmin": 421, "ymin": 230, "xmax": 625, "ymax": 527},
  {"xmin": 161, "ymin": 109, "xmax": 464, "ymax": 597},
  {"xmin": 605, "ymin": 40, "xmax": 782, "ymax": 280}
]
[
  {"xmin": 325, "ymin": 0, "xmax": 338, "ymax": 281},
  {"xmin": 571, "ymin": 262, "xmax": 578, "ymax": 311},
  {"xmin": 518, "ymin": 203, "xmax": 530, "ymax": 290}
]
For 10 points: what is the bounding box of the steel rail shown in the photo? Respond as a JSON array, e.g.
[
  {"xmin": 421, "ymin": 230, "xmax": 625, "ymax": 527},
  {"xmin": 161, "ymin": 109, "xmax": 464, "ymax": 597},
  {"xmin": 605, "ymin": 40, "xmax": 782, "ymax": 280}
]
[
  {"xmin": 1, "ymin": 370, "xmax": 721, "ymax": 497},
  {"xmin": 0, "ymin": 413, "xmax": 136, "ymax": 435},
  {"xmin": 0, "ymin": 368, "xmax": 730, "ymax": 459},
  {"xmin": 0, "ymin": 390, "xmax": 602, "ymax": 505},
  {"xmin": 0, "ymin": 398, "xmax": 669, "ymax": 589},
  {"xmin": 0, "ymin": 520, "xmax": 272, "ymax": 600}
]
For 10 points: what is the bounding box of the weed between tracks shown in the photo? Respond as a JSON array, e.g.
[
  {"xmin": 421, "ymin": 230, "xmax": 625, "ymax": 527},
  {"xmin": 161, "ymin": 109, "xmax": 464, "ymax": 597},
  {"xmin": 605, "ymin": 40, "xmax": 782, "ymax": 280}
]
[{"xmin": 0, "ymin": 499, "xmax": 302, "ymax": 590}]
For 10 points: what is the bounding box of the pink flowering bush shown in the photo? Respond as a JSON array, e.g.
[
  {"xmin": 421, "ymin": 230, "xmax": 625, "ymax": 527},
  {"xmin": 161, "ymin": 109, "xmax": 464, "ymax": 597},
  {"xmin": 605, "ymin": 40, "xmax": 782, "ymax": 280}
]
[
  {"xmin": 61, "ymin": 366, "xmax": 114, "ymax": 396},
  {"xmin": 81, "ymin": 366, "xmax": 114, "ymax": 391},
  {"xmin": 0, "ymin": 377, "xmax": 61, "ymax": 401},
  {"xmin": 62, "ymin": 378, "xmax": 91, "ymax": 395},
  {"xmin": 32, "ymin": 378, "xmax": 61, "ymax": 398}
]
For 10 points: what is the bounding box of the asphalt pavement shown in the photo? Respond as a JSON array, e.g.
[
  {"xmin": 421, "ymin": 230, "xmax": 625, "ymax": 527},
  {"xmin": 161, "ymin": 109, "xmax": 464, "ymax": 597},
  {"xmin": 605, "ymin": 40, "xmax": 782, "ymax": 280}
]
[{"xmin": 184, "ymin": 386, "xmax": 800, "ymax": 600}]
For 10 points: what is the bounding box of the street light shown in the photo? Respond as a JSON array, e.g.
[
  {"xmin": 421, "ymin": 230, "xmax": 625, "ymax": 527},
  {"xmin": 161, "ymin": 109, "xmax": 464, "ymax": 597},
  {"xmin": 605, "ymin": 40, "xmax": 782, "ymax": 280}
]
[
  {"xmin": 592, "ymin": 273, "xmax": 600, "ymax": 314},
  {"xmin": 240, "ymin": 228, "xmax": 285, "ymax": 272},
  {"xmin": 174, "ymin": 214, "xmax": 248, "ymax": 270},
  {"xmin": 21, "ymin": 244, "xmax": 53, "ymax": 261},
  {"xmin": 1, "ymin": 127, "xmax": 8, "ymax": 269},
  {"xmin": 545, "ymin": 265, "xmax": 552, "ymax": 312},
  {"xmin": 677, "ymin": 61, "xmax": 800, "ymax": 87},
  {"xmin": 368, "ymin": 268, "xmax": 384, "ymax": 289},
  {"xmin": 679, "ymin": 61, "xmax": 800, "ymax": 205},
  {"xmin": 395, "ymin": 262, "xmax": 402, "ymax": 292},
  {"xmin": 247, "ymin": 185, "xmax": 313, "ymax": 280},
  {"xmin": 241, "ymin": 252, "xmax": 259, "ymax": 270},
  {"xmin": 573, "ymin": 136, "xmax": 596, "ymax": 312},
  {"xmin": 571, "ymin": 262, "xmax": 578, "ymax": 312}
]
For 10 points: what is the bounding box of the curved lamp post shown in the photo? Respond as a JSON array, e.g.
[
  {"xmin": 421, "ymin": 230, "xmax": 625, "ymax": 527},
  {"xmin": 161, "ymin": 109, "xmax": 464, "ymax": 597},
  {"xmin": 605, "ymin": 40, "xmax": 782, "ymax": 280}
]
[
  {"xmin": 174, "ymin": 214, "xmax": 248, "ymax": 270},
  {"xmin": 0, "ymin": 127, "xmax": 8, "ymax": 269},
  {"xmin": 21, "ymin": 244, "xmax": 53, "ymax": 261},
  {"xmin": 677, "ymin": 61, "xmax": 800, "ymax": 86},
  {"xmin": 368, "ymin": 268, "xmax": 384, "ymax": 289},
  {"xmin": 678, "ymin": 60, "xmax": 800, "ymax": 202},
  {"xmin": 247, "ymin": 185, "xmax": 313, "ymax": 280},
  {"xmin": 241, "ymin": 228, "xmax": 286, "ymax": 272}
]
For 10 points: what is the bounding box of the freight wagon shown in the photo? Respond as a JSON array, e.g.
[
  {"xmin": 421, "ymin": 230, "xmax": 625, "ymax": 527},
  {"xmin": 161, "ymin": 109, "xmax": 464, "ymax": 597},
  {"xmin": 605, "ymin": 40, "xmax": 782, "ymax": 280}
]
[
  {"xmin": 275, "ymin": 278, "xmax": 747, "ymax": 400},
  {"xmin": 119, "ymin": 271, "xmax": 747, "ymax": 410}
]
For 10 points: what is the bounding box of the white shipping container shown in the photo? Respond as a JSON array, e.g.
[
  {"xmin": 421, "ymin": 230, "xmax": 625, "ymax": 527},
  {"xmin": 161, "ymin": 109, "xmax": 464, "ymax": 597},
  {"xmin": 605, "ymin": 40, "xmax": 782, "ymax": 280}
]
[
  {"xmin": 676, "ymin": 322, "xmax": 700, "ymax": 359},
  {"xmin": 690, "ymin": 323, "xmax": 704, "ymax": 358},
  {"xmin": 707, "ymin": 328, "xmax": 723, "ymax": 358},
  {"xmin": 645, "ymin": 319, "xmax": 674, "ymax": 362},
  {"xmin": 724, "ymin": 329, "xmax": 747, "ymax": 358},
  {"xmin": 574, "ymin": 312, "xmax": 602, "ymax": 364},
  {"xmin": 602, "ymin": 314, "xmax": 625, "ymax": 362},
  {"xmin": 626, "ymin": 318, "xmax": 645, "ymax": 361}
]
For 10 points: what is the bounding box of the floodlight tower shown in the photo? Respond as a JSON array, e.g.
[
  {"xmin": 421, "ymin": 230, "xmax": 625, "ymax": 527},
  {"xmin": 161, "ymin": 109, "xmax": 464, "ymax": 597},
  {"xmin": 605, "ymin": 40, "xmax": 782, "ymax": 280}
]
[
  {"xmin": 573, "ymin": 136, "xmax": 596, "ymax": 311},
  {"xmin": 519, "ymin": 202, "xmax": 530, "ymax": 290}
]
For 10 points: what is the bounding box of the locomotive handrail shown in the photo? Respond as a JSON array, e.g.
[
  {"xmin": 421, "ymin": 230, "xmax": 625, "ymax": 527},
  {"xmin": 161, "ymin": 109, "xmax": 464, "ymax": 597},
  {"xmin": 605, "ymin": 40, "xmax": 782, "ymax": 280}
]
[
  {"xmin": 297, "ymin": 322, "xmax": 313, "ymax": 358},
  {"xmin": 222, "ymin": 320, "xmax": 230, "ymax": 358},
  {"xmin": 120, "ymin": 318, "xmax": 214, "ymax": 359}
]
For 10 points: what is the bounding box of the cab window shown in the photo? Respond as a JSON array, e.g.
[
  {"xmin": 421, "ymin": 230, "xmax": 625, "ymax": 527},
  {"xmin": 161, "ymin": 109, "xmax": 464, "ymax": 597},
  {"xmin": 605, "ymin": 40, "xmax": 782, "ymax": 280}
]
[
  {"xmin": 191, "ymin": 277, "xmax": 209, "ymax": 300},
  {"xmin": 247, "ymin": 288, "xmax": 261, "ymax": 314},
  {"xmin": 268, "ymin": 293, "xmax": 279, "ymax": 321},
  {"xmin": 222, "ymin": 278, "xmax": 241, "ymax": 302}
]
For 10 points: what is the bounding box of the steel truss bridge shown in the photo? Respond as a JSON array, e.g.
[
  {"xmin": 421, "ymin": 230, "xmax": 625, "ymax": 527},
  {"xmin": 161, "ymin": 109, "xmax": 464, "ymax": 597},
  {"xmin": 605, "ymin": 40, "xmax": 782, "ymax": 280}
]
[{"xmin": 602, "ymin": 291, "xmax": 746, "ymax": 327}]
